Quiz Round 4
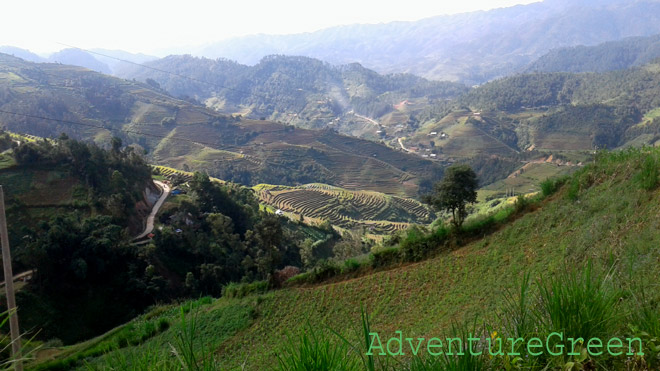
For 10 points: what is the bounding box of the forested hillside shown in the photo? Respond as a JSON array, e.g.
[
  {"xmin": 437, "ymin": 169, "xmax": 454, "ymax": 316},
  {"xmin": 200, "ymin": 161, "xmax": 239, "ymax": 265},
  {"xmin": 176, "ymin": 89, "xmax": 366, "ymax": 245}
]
[
  {"xmin": 0, "ymin": 135, "xmax": 154, "ymax": 343},
  {"xmin": 448, "ymin": 62, "xmax": 660, "ymax": 151},
  {"xmin": 0, "ymin": 53, "xmax": 442, "ymax": 196},
  {"xmin": 117, "ymin": 54, "xmax": 467, "ymax": 137},
  {"xmin": 0, "ymin": 135, "xmax": 339, "ymax": 346},
  {"xmin": 526, "ymin": 34, "xmax": 660, "ymax": 73}
]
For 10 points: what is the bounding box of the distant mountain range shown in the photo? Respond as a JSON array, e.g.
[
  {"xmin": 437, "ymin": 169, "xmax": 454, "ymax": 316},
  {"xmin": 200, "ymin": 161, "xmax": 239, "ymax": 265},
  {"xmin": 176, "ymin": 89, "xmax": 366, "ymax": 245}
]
[
  {"xmin": 0, "ymin": 46, "xmax": 46, "ymax": 63},
  {"xmin": 0, "ymin": 46, "xmax": 157, "ymax": 74},
  {"xmin": 4, "ymin": 0, "xmax": 660, "ymax": 86},
  {"xmin": 191, "ymin": 0, "xmax": 660, "ymax": 84},
  {"xmin": 524, "ymin": 34, "xmax": 660, "ymax": 73}
]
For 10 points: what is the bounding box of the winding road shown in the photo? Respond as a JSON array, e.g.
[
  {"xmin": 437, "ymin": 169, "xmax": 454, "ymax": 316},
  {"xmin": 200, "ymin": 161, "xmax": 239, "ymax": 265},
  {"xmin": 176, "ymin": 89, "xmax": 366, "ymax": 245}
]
[
  {"xmin": 134, "ymin": 180, "xmax": 170, "ymax": 241},
  {"xmin": 398, "ymin": 137, "xmax": 410, "ymax": 152},
  {"xmin": 352, "ymin": 112, "xmax": 381, "ymax": 127},
  {"xmin": 1, "ymin": 181, "xmax": 171, "ymax": 286}
]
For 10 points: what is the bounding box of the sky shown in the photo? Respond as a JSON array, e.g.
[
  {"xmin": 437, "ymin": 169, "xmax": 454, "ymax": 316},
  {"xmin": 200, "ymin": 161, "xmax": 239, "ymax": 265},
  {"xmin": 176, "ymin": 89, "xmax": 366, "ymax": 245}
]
[{"xmin": 1, "ymin": 0, "xmax": 540, "ymax": 56}]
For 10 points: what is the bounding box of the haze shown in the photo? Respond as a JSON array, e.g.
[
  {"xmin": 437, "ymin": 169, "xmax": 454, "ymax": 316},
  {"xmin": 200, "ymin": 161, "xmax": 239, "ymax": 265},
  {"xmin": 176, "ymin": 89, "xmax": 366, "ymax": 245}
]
[{"xmin": 2, "ymin": 0, "xmax": 539, "ymax": 56}]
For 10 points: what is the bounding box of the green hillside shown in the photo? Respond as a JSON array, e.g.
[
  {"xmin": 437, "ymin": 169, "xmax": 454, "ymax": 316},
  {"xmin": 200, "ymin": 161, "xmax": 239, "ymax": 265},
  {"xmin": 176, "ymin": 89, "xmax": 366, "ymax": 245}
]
[
  {"xmin": 117, "ymin": 54, "xmax": 467, "ymax": 139},
  {"xmin": 29, "ymin": 147, "xmax": 660, "ymax": 370},
  {"xmin": 0, "ymin": 53, "xmax": 442, "ymax": 197},
  {"xmin": 525, "ymin": 34, "xmax": 660, "ymax": 74},
  {"xmin": 398, "ymin": 61, "xmax": 660, "ymax": 178}
]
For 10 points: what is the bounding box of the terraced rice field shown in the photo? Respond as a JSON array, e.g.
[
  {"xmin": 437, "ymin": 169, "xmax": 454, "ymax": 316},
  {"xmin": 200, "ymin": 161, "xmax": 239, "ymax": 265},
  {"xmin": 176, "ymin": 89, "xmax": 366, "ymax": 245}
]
[
  {"xmin": 254, "ymin": 183, "xmax": 434, "ymax": 234},
  {"xmin": 152, "ymin": 165, "xmax": 225, "ymax": 184}
]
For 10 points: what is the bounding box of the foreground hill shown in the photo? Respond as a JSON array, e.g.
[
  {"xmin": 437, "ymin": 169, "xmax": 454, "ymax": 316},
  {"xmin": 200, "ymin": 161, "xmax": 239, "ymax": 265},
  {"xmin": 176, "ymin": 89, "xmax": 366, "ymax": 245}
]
[
  {"xmin": 194, "ymin": 0, "xmax": 660, "ymax": 84},
  {"xmin": 0, "ymin": 53, "xmax": 441, "ymax": 196},
  {"xmin": 31, "ymin": 144, "xmax": 660, "ymax": 370}
]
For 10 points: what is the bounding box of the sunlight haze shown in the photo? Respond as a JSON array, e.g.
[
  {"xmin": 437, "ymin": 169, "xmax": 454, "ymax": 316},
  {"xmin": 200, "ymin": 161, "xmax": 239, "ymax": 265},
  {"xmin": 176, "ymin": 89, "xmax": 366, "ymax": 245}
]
[{"xmin": 2, "ymin": 0, "xmax": 540, "ymax": 56}]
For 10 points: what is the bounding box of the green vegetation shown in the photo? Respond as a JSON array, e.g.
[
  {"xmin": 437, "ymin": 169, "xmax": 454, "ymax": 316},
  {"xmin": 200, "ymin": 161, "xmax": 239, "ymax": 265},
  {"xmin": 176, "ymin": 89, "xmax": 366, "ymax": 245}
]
[
  {"xmin": 119, "ymin": 54, "xmax": 467, "ymax": 137},
  {"xmin": 526, "ymin": 34, "xmax": 660, "ymax": 74},
  {"xmin": 30, "ymin": 146, "xmax": 660, "ymax": 370},
  {"xmin": 0, "ymin": 137, "xmax": 337, "ymax": 348},
  {"xmin": 423, "ymin": 164, "xmax": 478, "ymax": 229},
  {"xmin": 0, "ymin": 53, "xmax": 442, "ymax": 196}
]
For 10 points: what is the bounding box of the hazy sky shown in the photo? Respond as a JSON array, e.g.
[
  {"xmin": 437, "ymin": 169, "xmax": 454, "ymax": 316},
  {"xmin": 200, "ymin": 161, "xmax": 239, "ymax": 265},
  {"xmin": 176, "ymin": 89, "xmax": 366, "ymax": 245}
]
[{"xmin": 1, "ymin": 0, "xmax": 540, "ymax": 56}]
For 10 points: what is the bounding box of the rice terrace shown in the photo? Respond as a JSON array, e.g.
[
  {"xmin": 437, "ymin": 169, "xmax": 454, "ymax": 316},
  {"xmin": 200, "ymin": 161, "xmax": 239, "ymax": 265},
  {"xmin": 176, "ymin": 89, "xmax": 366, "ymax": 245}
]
[{"xmin": 254, "ymin": 183, "xmax": 435, "ymax": 233}]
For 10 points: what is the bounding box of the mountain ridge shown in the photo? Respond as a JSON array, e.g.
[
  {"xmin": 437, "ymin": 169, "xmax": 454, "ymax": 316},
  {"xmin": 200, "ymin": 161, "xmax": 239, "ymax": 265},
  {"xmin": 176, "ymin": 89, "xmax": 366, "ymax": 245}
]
[{"xmin": 193, "ymin": 0, "xmax": 660, "ymax": 84}]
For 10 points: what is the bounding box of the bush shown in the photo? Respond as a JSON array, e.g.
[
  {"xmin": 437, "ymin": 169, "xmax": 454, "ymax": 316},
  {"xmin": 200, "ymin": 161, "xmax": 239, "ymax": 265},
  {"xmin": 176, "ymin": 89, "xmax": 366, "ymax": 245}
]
[
  {"xmin": 310, "ymin": 260, "xmax": 341, "ymax": 282},
  {"xmin": 536, "ymin": 264, "xmax": 622, "ymax": 342},
  {"xmin": 277, "ymin": 324, "xmax": 358, "ymax": 371},
  {"xmin": 634, "ymin": 155, "xmax": 659, "ymax": 190},
  {"xmin": 400, "ymin": 227, "xmax": 429, "ymax": 262},
  {"xmin": 540, "ymin": 177, "xmax": 566, "ymax": 197},
  {"xmin": 514, "ymin": 194, "xmax": 529, "ymax": 213},
  {"xmin": 157, "ymin": 318, "xmax": 170, "ymax": 332},
  {"xmin": 273, "ymin": 266, "xmax": 301, "ymax": 287},
  {"xmin": 341, "ymin": 258, "xmax": 361, "ymax": 273},
  {"xmin": 410, "ymin": 322, "xmax": 489, "ymax": 370},
  {"xmin": 461, "ymin": 214, "xmax": 496, "ymax": 235},
  {"xmin": 566, "ymin": 177, "xmax": 580, "ymax": 201},
  {"xmin": 222, "ymin": 281, "xmax": 269, "ymax": 299},
  {"xmin": 370, "ymin": 247, "xmax": 401, "ymax": 268}
]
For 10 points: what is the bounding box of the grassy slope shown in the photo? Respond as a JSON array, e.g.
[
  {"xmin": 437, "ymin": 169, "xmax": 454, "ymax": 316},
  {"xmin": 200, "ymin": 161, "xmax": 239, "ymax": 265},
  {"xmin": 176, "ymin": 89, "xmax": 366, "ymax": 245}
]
[
  {"xmin": 220, "ymin": 149, "xmax": 660, "ymax": 368},
  {"xmin": 32, "ymin": 148, "xmax": 660, "ymax": 369}
]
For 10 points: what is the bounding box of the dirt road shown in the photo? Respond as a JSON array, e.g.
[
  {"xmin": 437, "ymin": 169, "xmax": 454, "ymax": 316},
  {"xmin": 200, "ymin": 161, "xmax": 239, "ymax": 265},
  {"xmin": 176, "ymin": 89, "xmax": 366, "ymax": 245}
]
[
  {"xmin": 134, "ymin": 180, "xmax": 170, "ymax": 240},
  {"xmin": 398, "ymin": 137, "xmax": 410, "ymax": 152}
]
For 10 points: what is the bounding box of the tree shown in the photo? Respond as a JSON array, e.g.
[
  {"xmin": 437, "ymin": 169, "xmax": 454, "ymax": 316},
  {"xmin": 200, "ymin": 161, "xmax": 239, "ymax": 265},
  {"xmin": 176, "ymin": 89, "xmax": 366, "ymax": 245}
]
[
  {"xmin": 145, "ymin": 78, "xmax": 161, "ymax": 90},
  {"xmin": 424, "ymin": 164, "xmax": 478, "ymax": 229},
  {"xmin": 111, "ymin": 136, "xmax": 122, "ymax": 155}
]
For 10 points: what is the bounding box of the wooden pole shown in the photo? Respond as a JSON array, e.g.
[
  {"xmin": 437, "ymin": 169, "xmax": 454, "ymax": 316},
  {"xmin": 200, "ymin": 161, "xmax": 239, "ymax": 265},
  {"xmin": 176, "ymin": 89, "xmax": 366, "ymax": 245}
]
[{"xmin": 0, "ymin": 186, "xmax": 23, "ymax": 370}]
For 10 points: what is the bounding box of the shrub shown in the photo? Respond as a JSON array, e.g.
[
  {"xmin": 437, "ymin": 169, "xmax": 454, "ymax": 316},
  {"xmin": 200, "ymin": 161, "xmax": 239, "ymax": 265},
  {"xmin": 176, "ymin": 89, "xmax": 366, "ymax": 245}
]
[
  {"xmin": 342, "ymin": 258, "xmax": 361, "ymax": 273},
  {"xmin": 400, "ymin": 227, "xmax": 429, "ymax": 262},
  {"xmin": 222, "ymin": 281, "xmax": 270, "ymax": 299},
  {"xmin": 462, "ymin": 214, "xmax": 496, "ymax": 235},
  {"xmin": 274, "ymin": 266, "xmax": 301, "ymax": 287},
  {"xmin": 566, "ymin": 177, "xmax": 580, "ymax": 201},
  {"xmin": 535, "ymin": 264, "xmax": 621, "ymax": 342},
  {"xmin": 410, "ymin": 322, "xmax": 489, "ymax": 370},
  {"xmin": 310, "ymin": 260, "xmax": 341, "ymax": 282},
  {"xmin": 139, "ymin": 321, "xmax": 157, "ymax": 342},
  {"xmin": 370, "ymin": 247, "xmax": 401, "ymax": 268},
  {"xmin": 634, "ymin": 155, "xmax": 659, "ymax": 190},
  {"xmin": 514, "ymin": 194, "xmax": 529, "ymax": 213},
  {"xmin": 277, "ymin": 324, "xmax": 358, "ymax": 371},
  {"xmin": 157, "ymin": 318, "xmax": 170, "ymax": 332}
]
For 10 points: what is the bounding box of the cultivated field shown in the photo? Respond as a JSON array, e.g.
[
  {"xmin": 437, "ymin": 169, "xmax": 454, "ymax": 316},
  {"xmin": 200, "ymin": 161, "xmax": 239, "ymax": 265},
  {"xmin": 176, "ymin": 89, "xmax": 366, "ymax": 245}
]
[{"xmin": 254, "ymin": 183, "xmax": 435, "ymax": 234}]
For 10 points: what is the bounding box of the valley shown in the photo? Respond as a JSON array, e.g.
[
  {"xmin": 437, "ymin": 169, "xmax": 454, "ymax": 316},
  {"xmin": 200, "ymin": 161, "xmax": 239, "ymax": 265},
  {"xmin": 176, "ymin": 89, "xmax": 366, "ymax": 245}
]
[{"xmin": 3, "ymin": 2, "xmax": 660, "ymax": 369}]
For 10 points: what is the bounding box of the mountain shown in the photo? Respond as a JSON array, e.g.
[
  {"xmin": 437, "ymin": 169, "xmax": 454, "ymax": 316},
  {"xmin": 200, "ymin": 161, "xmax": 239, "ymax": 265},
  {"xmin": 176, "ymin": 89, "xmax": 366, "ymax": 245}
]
[
  {"xmin": 48, "ymin": 48, "xmax": 112, "ymax": 74},
  {"xmin": 0, "ymin": 53, "xmax": 442, "ymax": 197},
  {"xmin": 0, "ymin": 46, "xmax": 46, "ymax": 63},
  {"xmin": 116, "ymin": 54, "xmax": 468, "ymax": 139},
  {"xmin": 526, "ymin": 34, "xmax": 660, "ymax": 73},
  {"xmin": 426, "ymin": 61, "xmax": 660, "ymax": 151},
  {"xmin": 194, "ymin": 0, "xmax": 660, "ymax": 84},
  {"xmin": 90, "ymin": 48, "xmax": 158, "ymax": 74}
]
